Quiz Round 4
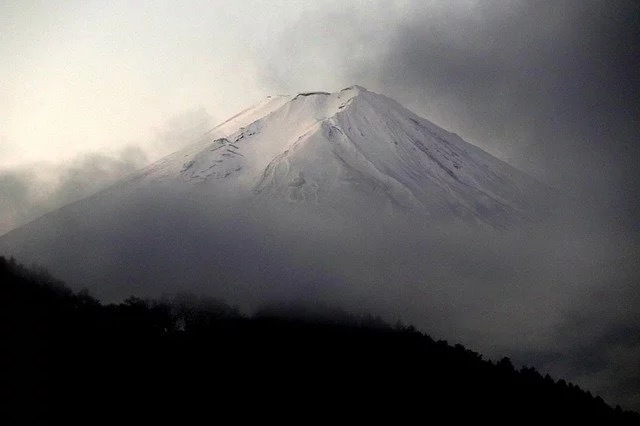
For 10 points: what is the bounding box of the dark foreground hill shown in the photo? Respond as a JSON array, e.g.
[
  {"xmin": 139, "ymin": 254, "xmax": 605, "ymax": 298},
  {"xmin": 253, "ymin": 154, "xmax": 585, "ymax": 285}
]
[{"xmin": 1, "ymin": 256, "xmax": 638, "ymax": 425}]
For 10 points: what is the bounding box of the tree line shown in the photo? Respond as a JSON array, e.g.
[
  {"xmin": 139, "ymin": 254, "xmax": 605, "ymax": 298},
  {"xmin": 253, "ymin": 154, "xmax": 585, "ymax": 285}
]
[{"xmin": 1, "ymin": 255, "xmax": 638, "ymax": 424}]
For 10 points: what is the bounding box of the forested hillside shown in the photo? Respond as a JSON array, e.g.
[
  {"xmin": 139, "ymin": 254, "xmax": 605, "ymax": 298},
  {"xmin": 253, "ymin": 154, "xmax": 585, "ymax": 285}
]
[{"xmin": 1, "ymin": 256, "xmax": 637, "ymax": 424}]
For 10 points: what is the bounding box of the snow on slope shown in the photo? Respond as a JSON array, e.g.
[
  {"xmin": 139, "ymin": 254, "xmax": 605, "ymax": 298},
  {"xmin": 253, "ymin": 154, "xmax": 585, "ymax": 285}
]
[
  {"xmin": 131, "ymin": 94, "xmax": 293, "ymax": 185},
  {"xmin": 125, "ymin": 85, "xmax": 547, "ymax": 227}
]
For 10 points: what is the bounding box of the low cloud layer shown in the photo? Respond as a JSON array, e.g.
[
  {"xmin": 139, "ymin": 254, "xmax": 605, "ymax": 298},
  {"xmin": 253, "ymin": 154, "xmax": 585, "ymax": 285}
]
[{"xmin": 1, "ymin": 178, "xmax": 638, "ymax": 408}]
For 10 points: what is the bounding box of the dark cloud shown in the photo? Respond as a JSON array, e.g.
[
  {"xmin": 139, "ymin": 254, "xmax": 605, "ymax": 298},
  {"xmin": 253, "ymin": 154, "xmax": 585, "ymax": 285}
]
[
  {"xmin": 371, "ymin": 1, "xmax": 640, "ymax": 216},
  {"xmin": 512, "ymin": 242, "xmax": 640, "ymax": 409},
  {"xmin": 548, "ymin": 319, "xmax": 640, "ymax": 409}
]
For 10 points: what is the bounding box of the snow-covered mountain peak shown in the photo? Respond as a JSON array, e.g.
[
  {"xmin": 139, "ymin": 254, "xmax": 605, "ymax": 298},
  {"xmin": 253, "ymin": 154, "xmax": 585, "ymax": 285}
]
[{"xmin": 112, "ymin": 86, "xmax": 551, "ymax": 227}]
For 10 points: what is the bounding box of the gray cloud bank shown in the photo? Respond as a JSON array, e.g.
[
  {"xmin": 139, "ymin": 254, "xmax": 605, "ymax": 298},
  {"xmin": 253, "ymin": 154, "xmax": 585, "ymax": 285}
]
[{"xmin": 1, "ymin": 178, "xmax": 638, "ymax": 409}]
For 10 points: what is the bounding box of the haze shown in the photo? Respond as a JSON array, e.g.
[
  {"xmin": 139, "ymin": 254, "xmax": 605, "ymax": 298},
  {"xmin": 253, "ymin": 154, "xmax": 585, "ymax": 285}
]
[{"xmin": 1, "ymin": 0, "xmax": 638, "ymax": 411}]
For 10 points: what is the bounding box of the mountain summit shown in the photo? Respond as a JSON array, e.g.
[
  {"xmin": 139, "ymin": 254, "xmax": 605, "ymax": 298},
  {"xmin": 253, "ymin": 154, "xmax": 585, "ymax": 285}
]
[{"xmin": 127, "ymin": 85, "xmax": 547, "ymax": 227}]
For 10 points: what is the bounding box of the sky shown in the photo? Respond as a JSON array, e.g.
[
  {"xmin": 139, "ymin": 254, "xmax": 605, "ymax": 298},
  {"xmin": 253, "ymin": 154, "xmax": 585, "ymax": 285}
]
[{"xmin": 1, "ymin": 0, "xmax": 639, "ymax": 411}]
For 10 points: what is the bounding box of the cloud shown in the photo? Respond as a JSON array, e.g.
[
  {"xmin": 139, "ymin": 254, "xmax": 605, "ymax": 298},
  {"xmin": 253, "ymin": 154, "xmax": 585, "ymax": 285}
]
[
  {"xmin": 0, "ymin": 146, "xmax": 148, "ymax": 235},
  {"xmin": 537, "ymin": 283, "xmax": 640, "ymax": 409},
  {"xmin": 147, "ymin": 107, "xmax": 212, "ymax": 160},
  {"xmin": 0, "ymin": 107, "xmax": 213, "ymax": 236},
  {"xmin": 2, "ymin": 173, "xmax": 638, "ymax": 408},
  {"xmin": 373, "ymin": 1, "xmax": 640, "ymax": 204}
]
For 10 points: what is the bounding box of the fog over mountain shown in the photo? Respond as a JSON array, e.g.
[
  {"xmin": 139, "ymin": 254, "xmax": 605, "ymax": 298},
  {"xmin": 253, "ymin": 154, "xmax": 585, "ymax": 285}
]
[
  {"xmin": 1, "ymin": 0, "xmax": 638, "ymax": 412},
  {"xmin": 2, "ymin": 86, "xmax": 638, "ymax": 410},
  {"xmin": 0, "ymin": 108, "xmax": 211, "ymax": 235}
]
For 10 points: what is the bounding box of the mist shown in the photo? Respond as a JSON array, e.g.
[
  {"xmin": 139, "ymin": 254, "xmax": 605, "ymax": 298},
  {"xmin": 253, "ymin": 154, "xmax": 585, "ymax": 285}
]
[
  {"xmin": 0, "ymin": 107, "xmax": 211, "ymax": 235},
  {"xmin": 1, "ymin": 175, "xmax": 637, "ymax": 407},
  {"xmin": 0, "ymin": 146, "xmax": 146, "ymax": 235},
  {"xmin": 1, "ymin": 0, "xmax": 638, "ymax": 412}
]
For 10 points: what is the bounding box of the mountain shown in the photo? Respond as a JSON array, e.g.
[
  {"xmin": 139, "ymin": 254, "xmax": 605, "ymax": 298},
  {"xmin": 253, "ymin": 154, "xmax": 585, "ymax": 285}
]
[
  {"xmin": 0, "ymin": 86, "xmax": 555, "ymax": 303},
  {"xmin": 128, "ymin": 85, "xmax": 548, "ymax": 225}
]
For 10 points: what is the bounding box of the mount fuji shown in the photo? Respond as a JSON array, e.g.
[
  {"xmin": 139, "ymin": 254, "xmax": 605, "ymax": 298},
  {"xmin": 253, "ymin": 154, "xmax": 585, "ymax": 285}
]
[
  {"xmin": 129, "ymin": 85, "xmax": 548, "ymax": 225},
  {"xmin": 0, "ymin": 86, "xmax": 555, "ymax": 303}
]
